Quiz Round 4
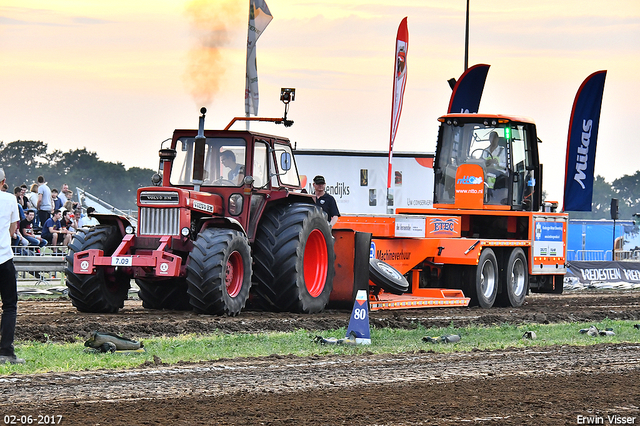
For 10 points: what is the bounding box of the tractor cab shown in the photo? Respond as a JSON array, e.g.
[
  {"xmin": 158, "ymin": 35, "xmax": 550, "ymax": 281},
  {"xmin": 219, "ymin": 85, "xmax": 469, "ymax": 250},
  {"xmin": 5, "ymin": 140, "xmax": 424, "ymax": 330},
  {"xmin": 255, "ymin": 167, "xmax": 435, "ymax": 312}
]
[
  {"xmin": 164, "ymin": 134, "xmax": 298, "ymax": 190},
  {"xmin": 433, "ymin": 114, "xmax": 542, "ymax": 211}
]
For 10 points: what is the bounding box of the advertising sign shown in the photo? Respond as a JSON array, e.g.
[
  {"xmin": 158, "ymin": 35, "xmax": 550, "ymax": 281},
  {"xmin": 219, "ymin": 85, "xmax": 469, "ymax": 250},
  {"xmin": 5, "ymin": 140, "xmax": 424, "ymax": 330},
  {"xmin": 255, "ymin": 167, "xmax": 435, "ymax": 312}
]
[
  {"xmin": 533, "ymin": 221, "xmax": 565, "ymax": 258},
  {"xmin": 295, "ymin": 150, "xmax": 434, "ymax": 214}
]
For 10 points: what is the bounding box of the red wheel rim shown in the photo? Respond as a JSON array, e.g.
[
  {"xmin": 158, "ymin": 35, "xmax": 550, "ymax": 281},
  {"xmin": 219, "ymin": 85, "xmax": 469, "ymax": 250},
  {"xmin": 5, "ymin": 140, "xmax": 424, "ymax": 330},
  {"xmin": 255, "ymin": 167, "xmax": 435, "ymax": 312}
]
[
  {"xmin": 303, "ymin": 229, "xmax": 328, "ymax": 297},
  {"xmin": 225, "ymin": 251, "xmax": 243, "ymax": 298}
]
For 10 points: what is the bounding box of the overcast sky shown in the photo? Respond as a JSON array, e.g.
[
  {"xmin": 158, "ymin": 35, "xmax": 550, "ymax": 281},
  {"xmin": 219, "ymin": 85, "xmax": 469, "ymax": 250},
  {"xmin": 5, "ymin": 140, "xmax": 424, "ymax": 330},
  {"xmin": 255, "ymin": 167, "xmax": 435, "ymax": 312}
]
[{"xmin": 1, "ymin": 0, "xmax": 638, "ymax": 206}]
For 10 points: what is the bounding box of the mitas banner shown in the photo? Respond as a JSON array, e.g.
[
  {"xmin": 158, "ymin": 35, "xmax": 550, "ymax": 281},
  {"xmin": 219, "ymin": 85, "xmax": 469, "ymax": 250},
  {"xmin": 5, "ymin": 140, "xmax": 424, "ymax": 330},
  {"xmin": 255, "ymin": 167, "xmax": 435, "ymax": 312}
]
[
  {"xmin": 562, "ymin": 70, "xmax": 607, "ymax": 211},
  {"xmin": 447, "ymin": 64, "xmax": 490, "ymax": 114},
  {"xmin": 387, "ymin": 17, "xmax": 408, "ymax": 189}
]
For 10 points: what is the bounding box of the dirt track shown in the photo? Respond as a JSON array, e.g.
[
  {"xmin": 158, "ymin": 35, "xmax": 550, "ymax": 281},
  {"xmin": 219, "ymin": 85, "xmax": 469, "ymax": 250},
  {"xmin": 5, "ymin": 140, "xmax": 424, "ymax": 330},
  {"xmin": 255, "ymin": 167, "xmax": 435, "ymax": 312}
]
[{"xmin": 2, "ymin": 291, "xmax": 640, "ymax": 425}]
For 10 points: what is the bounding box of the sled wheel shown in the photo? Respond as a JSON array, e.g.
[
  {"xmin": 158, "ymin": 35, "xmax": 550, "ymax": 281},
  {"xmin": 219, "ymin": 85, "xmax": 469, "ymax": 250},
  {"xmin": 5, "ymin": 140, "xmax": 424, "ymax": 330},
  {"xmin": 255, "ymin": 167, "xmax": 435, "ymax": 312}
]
[
  {"xmin": 65, "ymin": 225, "xmax": 130, "ymax": 313},
  {"xmin": 471, "ymin": 248, "xmax": 498, "ymax": 308},
  {"xmin": 253, "ymin": 204, "xmax": 335, "ymax": 313},
  {"xmin": 186, "ymin": 229, "xmax": 252, "ymax": 316},
  {"xmin": 369, "ymin": 258, "xmax": 409, "ymax": 295},
  {"xmin": 497, "ymin": 248, "xmax": 528, "ymax": 307},
  {"xmin": 136, "ymin": 278, "xmax": 192, "ymax": 311}
]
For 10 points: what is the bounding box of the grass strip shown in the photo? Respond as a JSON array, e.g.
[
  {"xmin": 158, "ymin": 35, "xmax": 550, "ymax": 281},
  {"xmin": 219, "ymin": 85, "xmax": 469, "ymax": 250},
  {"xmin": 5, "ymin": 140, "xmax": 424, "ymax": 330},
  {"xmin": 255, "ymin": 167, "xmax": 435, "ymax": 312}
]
[{"xmin": 2, "ymin": 319, "xmax": 639, "ymax": 375}]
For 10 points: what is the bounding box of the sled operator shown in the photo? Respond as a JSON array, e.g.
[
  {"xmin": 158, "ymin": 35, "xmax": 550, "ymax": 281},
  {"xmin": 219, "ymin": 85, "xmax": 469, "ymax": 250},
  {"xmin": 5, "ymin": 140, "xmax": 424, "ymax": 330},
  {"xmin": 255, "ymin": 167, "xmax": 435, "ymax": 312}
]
[{"xmin": 312, "ymin": 175, "xmax": 340, "ymax": 227}]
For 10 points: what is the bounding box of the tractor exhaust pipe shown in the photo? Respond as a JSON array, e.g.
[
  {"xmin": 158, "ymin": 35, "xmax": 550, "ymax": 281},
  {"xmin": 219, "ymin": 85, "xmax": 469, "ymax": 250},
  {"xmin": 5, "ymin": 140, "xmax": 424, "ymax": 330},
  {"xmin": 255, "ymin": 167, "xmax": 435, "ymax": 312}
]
[{"xmin": 193, "ymin": 107, "xmax": 207, "ymax": 191}]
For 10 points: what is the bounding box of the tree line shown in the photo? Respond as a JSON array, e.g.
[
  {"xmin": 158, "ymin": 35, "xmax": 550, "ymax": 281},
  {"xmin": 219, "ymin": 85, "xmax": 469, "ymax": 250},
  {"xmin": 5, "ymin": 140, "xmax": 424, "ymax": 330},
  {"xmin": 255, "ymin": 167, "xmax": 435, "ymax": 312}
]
[
  {"xmin": 568, "ymin": 173, "xmax": 640, "ymax": 221},
  {"xmin": 1, "ymin": 140, "xmax": 638, "ymax": 219},
  {"xmin": 0, "ymin": 140, "xmax": 155, "ymax": 210}
]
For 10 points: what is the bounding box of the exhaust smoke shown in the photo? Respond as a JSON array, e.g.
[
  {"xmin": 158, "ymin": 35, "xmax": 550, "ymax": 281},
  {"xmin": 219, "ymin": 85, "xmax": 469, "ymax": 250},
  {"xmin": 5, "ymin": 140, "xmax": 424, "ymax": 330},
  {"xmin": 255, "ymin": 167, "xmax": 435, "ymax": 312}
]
[{"xmin": 183, "ymin": 0, "xmax": 243, "ymax": 106}]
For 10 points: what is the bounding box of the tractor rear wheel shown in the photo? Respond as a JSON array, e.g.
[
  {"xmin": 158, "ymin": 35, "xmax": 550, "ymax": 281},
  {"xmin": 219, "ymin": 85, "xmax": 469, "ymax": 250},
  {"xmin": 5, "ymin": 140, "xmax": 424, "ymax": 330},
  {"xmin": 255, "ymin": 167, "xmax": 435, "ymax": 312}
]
[
  {"xmin": 496, "ymin": 248, "xmax": 528, "ymax": 307},
  {"xmin": 470, "ymin": 248, "xmax": 499, "ymax": 308},
  {"xmin": 186, "ymin": 229, "xmax": 252, "ymax": 316},
  {"xmin": 65, "ymin": 225, "xmax": 130, "ymax": 313},
  {"xmin": 136, "ymin": 278, "xmax": 192, "ymax": 311},
  {"xmin": 253, "ymin": 204, "xmax": 335, "ymax": 313}
]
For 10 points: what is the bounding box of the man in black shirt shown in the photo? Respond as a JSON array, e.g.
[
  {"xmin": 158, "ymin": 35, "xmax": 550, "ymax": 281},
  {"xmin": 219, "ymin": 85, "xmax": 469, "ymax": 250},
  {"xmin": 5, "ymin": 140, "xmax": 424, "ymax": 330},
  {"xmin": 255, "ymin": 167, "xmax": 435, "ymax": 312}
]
[
  {"xmin": 20, "ymin": 209, "xmax": 46, "ymax": 249},
  {"xmin": 312, "ymin": 175, "xmax": 340, "ymax": 227}
]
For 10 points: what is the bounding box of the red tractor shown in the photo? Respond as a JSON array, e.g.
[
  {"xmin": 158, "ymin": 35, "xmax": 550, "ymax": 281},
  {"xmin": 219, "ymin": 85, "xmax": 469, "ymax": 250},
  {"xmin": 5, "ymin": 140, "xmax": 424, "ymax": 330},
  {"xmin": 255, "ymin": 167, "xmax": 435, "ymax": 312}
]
[{"xmin": 66, "ymin": 91, "xmax": 336, "ymax": 315}]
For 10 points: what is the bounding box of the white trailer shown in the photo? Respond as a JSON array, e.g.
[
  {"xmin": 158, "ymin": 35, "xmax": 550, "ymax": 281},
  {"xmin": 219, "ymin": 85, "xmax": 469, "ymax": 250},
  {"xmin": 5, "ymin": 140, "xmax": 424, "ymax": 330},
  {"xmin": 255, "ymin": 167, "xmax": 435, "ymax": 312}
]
[{"xmin": 293, "ymin": 149, "xmax": 434, "ymax": 214}]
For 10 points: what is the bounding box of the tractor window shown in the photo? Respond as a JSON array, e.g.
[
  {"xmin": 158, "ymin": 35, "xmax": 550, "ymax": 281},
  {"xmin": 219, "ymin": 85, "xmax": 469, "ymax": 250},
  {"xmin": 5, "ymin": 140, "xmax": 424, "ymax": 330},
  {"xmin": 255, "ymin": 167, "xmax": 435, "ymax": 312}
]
[
  {"xmin": 274, "ymin": 142, "xmax": 300, "ymax": 187},
  {"xmin": 510, "ymin": 125, "xmax": 532, "ymax": 208},
  {"xmin": 171, "ymin": 137, "xmax": 246, "ymax": 187},
  {"xmin": 218, "ymin": 145, "xmax": 246, "ymax": 186},
  {"xmin": 435, "ymin": 122, "xmax": 511, "ymax": 205},
  {"xmin": 253, "ymin": 142, "xmax": 268, "ymax": 188}
]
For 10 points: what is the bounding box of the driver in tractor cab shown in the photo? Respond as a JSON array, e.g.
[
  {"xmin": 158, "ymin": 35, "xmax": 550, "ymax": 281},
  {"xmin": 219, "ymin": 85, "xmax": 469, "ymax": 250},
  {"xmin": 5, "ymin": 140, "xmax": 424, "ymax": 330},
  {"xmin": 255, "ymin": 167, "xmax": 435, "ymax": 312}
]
[
  {"xmin": 483, "ymin": 131, "xmax": 508, "ymax": 203},
  {"xmin": 483, "ymin": 131, "xmax": 506, "ymax": 169},
  {"xmin": 220, "ymin": 150, "xmax": 245, "ymax": 185}
]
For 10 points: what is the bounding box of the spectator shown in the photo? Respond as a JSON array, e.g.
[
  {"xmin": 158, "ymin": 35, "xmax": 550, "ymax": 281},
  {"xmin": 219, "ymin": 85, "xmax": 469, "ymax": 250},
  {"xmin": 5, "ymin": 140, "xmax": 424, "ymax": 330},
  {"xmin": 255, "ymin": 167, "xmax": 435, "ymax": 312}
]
[
  {"xmin": 79, "ymin": 206, "xmax": 100, "ymax": 227},
  {"xmin": 26, "ymin": 183, "xmax": 38, "ymax": 210},
  {"xmin": 36, "ymin": 175, "xmax": 53, "ymax": 226},
  {"xmin": 20, "ymin": 210, "xmax": 47, "ymax": 250},
  {"xmin": 58, "ymin": 184, "xmax": 69, "ymax": 206},
  {"xmin": 11, "ymin": 222, "xmax": 29, "ymax": 256},
  {"xmin": 9, "ymin": 191, "xmax": 27, "ymax": 253},
  {"xmin": 1, "ymin": 183, "xmax": 7, "ymax": 192},
  {"xmin": 51, "ymin": 189, "xmax": 63, "ymax": 211},
  {"xmin": 312, "ymin": 175, "xmax": 340, "ymax": 227},
  {"xmin": 14, "ymin": 186, "xmax": 28, "ymax": 211},
  {"xmin": 63, "ymin": 198, "xmax": 79, "ymax": 214},
  {"xmin": 41, "ymin": 209, "xmax": 67, "ymax": 246},
  {"xmin": 0, "ymin": 167, "xmax": 25, "ymax": 364},
  {"xmin": 61, "ymin": 209, "xmax": 78, "ymax": 235},
  {"xmin": 12, "ymin": 188, "xmax": 25, "ymax": 222},
  {"xmin": 62, "ymin": 189, "xmax": 73, "ymax": 204}
]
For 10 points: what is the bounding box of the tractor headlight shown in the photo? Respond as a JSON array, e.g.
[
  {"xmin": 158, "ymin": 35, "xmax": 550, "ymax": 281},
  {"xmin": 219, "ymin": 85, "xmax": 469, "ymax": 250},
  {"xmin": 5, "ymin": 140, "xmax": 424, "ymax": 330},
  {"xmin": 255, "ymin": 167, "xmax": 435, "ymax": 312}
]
[
  {"xmin": 181, "ymin": 227, "xmax": 190, "ymax": 237},
  {"xmin": 228, "ymin": 194, "xmax": 243, "ymax": 216},
  {"xmin": 125, "ymin": 226, "xmax": 135, "ymax": 235}
]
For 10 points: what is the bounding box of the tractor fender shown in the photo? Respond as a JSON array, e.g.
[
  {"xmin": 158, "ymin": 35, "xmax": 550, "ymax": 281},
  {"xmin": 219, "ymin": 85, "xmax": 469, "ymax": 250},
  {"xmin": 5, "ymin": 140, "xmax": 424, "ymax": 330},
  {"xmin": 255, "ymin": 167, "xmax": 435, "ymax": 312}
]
[
  {"xmin": 200, "ymin": 217, "xmax": 247, "ymax": 237},
  {"xmin": 91, "ymin": 213, "xmax": 132, "ymax": 238}
]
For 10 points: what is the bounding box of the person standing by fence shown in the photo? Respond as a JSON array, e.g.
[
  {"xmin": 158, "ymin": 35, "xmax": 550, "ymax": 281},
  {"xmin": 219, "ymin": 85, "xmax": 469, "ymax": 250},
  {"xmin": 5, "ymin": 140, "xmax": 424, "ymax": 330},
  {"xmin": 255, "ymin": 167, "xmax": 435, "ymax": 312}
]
[
  {"xmin": 36, "ymin": 175, "xmax": 53, "ymax": 227},
  {"xmin": 0, "ymin": 168, "xmax": 24, "ymax": 364}
]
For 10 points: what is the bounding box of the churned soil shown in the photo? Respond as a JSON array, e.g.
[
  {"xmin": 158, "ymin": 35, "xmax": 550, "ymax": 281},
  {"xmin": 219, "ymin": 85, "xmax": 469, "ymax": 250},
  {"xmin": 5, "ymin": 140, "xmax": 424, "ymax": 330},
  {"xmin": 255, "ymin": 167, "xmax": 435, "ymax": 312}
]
[
  {"xmin": 2, "ymin": 290, "xmax": 639, "ymax": 425},
  {"xmin": 15, "ymin": 290, "xmax": 640, "ymax": 343}
]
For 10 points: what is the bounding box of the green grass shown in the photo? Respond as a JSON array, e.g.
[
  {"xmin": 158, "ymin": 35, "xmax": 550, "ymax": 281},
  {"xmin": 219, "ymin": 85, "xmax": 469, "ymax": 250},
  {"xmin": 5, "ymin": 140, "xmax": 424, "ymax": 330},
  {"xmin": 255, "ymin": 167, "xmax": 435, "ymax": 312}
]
[{"xmin": 2, "ymin": 320, "xmax": 639, "ymax": 375}]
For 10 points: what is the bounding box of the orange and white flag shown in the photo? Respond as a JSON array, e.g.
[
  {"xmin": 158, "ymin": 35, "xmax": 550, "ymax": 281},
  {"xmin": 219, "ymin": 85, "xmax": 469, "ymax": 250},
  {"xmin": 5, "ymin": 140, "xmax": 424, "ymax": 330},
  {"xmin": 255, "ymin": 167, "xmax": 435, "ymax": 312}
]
[{"xmin": 388, "ymin": 17, "xmax": 408, "ymax": 189}]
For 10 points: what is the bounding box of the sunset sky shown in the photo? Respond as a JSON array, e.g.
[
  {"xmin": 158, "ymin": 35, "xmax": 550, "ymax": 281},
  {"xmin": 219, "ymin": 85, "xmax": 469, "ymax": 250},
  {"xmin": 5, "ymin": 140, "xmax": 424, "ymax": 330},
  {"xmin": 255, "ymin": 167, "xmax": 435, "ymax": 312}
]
[{"xmin": 1, "ymin": 0, "xmax": 638, "ymax": 207}]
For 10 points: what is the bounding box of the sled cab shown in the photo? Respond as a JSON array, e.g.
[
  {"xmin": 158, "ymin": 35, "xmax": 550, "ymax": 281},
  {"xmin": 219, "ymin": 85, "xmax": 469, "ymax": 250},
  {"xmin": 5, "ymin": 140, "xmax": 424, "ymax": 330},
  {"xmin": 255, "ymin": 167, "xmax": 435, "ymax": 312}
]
[{"xmin": 433, "ymin": 114, "xmax": 542, "ymax": 211}]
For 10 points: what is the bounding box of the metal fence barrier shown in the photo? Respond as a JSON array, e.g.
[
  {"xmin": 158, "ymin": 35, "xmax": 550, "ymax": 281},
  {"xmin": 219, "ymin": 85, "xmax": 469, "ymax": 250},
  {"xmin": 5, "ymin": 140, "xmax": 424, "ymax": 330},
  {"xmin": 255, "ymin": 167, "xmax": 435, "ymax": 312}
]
[
  {"xmin": 566, "ymin": 249, "xmax": 640, "ymax": 262},
  {"xmin": 12, "ymin": 246, "xmax": 67, "ymax": 285}
]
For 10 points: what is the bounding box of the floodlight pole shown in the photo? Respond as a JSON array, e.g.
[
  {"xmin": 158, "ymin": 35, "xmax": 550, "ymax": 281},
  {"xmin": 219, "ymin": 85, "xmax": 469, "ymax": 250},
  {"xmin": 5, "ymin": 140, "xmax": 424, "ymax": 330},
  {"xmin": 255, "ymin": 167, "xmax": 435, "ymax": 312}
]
[{"xmin": 464, "ymin": 0, "xmax": 470, "ymax": 71}]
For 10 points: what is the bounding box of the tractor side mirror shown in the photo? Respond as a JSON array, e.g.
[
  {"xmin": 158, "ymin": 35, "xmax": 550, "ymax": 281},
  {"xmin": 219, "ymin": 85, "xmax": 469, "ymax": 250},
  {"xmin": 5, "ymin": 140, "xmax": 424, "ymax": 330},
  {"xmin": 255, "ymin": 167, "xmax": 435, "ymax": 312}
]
[{"xmin": 280, "ymin": 151, "xmax": 292, "ymax": 172}]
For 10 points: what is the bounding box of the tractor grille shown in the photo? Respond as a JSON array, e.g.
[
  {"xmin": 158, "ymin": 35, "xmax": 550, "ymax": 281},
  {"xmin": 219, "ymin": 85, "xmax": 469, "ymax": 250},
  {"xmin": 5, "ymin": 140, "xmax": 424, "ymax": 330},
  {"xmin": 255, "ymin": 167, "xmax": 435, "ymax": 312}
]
[{"xmin": 139, "ymin": 207, "xmax": 180, "ymax": 236}]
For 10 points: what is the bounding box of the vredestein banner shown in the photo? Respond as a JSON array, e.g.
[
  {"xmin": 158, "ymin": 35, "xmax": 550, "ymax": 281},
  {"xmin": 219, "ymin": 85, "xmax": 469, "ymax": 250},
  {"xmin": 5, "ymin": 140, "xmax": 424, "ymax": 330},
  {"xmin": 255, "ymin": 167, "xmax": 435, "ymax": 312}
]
[
  {"xmin": 567, "ymin": 261, "xmax": 640, "ymax": 284},
  {"xmin": 447, "ymin": 64, "xmax": 490, "ymax": 114},
  {"xmin": 562, "ymin": 70, "xmax": 607, "ymax": 211},
  {"xmin": 387, "ymin": 17, "xmax": 408, "ymax": 189}
]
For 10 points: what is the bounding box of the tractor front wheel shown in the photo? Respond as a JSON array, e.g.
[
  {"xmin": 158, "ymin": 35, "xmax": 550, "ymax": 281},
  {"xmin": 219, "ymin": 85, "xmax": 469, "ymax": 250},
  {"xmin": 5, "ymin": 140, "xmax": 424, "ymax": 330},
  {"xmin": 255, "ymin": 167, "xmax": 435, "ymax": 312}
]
[
  {"xmin": 65, "ymin": 225, "xmax": 130, "ymax": 313},
  {"xmin": 186, "ymin": 229, "xmax": 252, "ymax": 316}
]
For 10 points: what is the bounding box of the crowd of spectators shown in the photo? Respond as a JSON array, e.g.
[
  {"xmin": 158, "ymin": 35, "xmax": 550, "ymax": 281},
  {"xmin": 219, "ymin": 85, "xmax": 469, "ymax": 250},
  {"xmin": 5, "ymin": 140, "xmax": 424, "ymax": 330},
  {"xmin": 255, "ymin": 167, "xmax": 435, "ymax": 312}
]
[{"xmin": 0, "ymin": 175, "xmax": 101, "ymax": 255}]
